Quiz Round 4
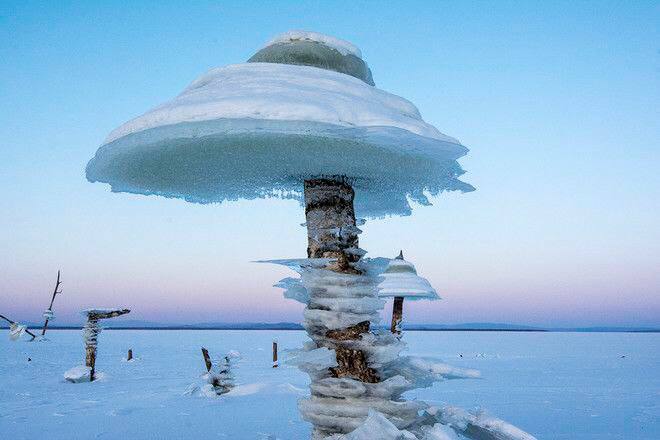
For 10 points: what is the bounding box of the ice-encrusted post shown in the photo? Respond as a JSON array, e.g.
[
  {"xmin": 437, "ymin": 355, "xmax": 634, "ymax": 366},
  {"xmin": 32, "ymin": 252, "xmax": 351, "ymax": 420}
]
[
  {"xmin": 82, "ymin": 309, "xmax": 130, "ymax": 381},
  {"xmin": 304, "ymin": 178, "xmax": 378, "ymax": 383}
]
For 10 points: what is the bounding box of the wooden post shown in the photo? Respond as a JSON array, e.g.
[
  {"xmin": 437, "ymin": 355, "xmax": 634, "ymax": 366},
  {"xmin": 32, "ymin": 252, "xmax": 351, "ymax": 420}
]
[
  {"xmin": 0, "ymin": 313, "xmax": 37, "ymax": 341},
  {"xmin": 201, "ymin": 347, "xmax": 212, "ymax": 372},
  {"xmin": 42, "ymin": 270, "xmax": 62, "ymax": 336},
  {"xmin": 391, "ymin": 297, "xmax": 404, "ymax": 335},
  {"xmin": 85, "ymin": 319, "xmax": 99, "ymax": 381},
  {"xmin": 272, "ymin": 341, "xmax": 278, "ymax": 368},
  {"xmin": 127, "ymin": 349, "xmax": 133, "ymax": 361},
  {"xmin": 390, "ymin": 250, "xmax": 405, "ymax": 335},
  {"xmin": 201, "ymin": 347, "xmax": 222, "ymax": 390},
  {"xmin": 82, "ymin": 309, "xmax": 130, "ymax": 381}
]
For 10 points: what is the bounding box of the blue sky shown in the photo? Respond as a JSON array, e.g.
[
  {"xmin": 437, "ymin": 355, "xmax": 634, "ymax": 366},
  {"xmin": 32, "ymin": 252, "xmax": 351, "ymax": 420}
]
[{"xmin": 1, "ymin": 1, "xmax": 659, "ymax": 326}]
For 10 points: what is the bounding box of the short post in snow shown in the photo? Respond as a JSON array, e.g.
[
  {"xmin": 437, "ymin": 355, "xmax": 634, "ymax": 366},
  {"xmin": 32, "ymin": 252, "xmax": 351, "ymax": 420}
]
[
  {"xmin": 200, "ymin": 347, "xmax": 237, "ymax": 394},
  {"xmin": 272, "ymin": 341, "xmax": 278, "ymax": 368},
  {"xmin": 201, "ymin": 347, "xmax": 213, "ymax": 373}
]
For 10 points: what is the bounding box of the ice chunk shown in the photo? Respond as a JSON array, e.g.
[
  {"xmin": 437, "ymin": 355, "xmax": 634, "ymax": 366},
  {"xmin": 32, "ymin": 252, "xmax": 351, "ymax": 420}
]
[
  {"xmin": 407, "ymin": 357, "xmax": 481, "ymax": 379},
  {"xmin": 363, "ymin": 375, "xmax": 413, "ymax": 399},
  {"xmin": 274, "ymin": 277, "xmax": 309, "ymax": 304},
  {"xmin": 250, "ymin": 32, "xmax": 374, "ymax": 85},
  {"xmin": 431, "ymin": 406, "xmax": 537, "ymax": 440},
  {"xmin": 310, "ymin": 377, "xmax": 367, "ymax": 399},
  {"xmin": 9, "ymin": 323, "xmax": 27, "ymax": 341},
  {"xmin": 418, "ymin": 424, "xmax": 459, "ymax": 440},
  {"xmin": 286, "ymin": 347, "xmax": 338, "ymax": 371},
  {"xmin": 64, "ymin": 365, "xmax": 92, "ymax": 383},
  {"xmin": 342, "ymin": 410, "xmax": 417, "ymax": 440},
  {"xmin": 300, "ymin": 396, "xmax": 425, "ymax": 433},
  {"xmin": 86, "ymin": 61, "xmax": 472, "ymax": 218}
]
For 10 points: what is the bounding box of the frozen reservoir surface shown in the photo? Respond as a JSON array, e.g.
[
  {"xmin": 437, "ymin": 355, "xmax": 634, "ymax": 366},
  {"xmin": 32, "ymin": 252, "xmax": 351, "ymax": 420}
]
[{"xmin": 0, "ymin": 330, "xmax": 657, "ymax": 439}]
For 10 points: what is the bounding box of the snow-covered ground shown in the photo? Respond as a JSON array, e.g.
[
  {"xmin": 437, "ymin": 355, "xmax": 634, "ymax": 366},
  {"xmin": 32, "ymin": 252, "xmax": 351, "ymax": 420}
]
[{"xmin": 1, "ymin": 330, "xmax": 657, "ymax": 439}]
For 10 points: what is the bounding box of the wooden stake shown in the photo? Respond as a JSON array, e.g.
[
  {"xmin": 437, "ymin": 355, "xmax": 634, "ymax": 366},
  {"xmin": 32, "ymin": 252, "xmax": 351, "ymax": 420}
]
[
  {"xmin": 85, "ymin": 321, "xmax": 98, "ymax": 381},
  {"xmin": 127, "ymin": 349, "xmax": 133, "ymax": 361},
  {"xmin": 201, "ymin": 347, "xmax": 212, "ymax": 372},
  {"xmin": 391, "ymin": 296, "xmax": 404, "ymax": 335},
  {"xmin": 272, "ymin": 341, "xmax": 278, "ymax": 368},
  {"xmin": 201, "ymin": 347, "xmax": 223, "ymax": 390},
  {"xmin": 390, "ymin": 251, "xmax": 405, "ymax": 335},
  {"xmin": 42, "ymin": 270, "xmax": 62, "ymax": 336},
  {"xmin": 0, "ymin": 313, "xmax": 37, "ymax": 340},
  {"xmin": 82, "ymin": 309, "xmax": 130, "ymax": 381}
]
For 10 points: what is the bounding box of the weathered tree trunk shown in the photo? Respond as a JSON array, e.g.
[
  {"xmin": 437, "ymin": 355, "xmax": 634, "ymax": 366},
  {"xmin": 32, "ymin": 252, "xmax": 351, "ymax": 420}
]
[
  {"xmin": 304, "ymin": 178, "xmax": 360, "ymax": 262},
  {"xmin": 304, "ymin": 178, "xmax": 378, "ymax": 383},
  {"xmin": 85, "ymin": 319, "xmax": 99, "ymax": 381},
  {"xmin": 391, "ymin": 296, "xmax": 404, "ymax": 335}
]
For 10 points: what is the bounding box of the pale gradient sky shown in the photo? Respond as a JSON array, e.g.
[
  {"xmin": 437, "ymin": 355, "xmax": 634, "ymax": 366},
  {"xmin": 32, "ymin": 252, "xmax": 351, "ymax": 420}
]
[{"xmin": 1, "ymin": 1, "xmax": 659, "ymax": 327}]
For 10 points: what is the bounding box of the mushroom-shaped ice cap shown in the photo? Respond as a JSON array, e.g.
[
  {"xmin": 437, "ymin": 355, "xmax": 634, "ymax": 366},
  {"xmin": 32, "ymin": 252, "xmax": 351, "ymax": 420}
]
[
  {"xmin": 86, "ymin": 30, "xmax": 473, "ymax": 218},
  {"xmin": 378, "ymin": 256, "xmax": 439, "ymax": 300}
]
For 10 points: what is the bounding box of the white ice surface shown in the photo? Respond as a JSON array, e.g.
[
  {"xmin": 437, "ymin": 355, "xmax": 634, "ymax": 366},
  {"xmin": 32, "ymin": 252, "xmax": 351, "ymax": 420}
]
[
  {"xmin": 102, "ymin": 63, "xmax": 460, "ymax": 148},
  {"xmin": 87, "ymin": 63, "xmax": 472, "ymax": 217},
  {"xmin": 264, "ymin": 30, "xmax": 362, "ymax": 58},
  {"xmin": 1, "ymin": 330, "xmax": 658, "ymax": 439}
]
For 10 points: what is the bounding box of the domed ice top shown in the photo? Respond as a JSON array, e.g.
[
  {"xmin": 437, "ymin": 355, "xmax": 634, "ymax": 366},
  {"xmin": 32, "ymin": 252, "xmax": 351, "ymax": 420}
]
[
  {"xmin": 248, "ymin": 30, "xmax": 374, "ymax": 85},
  {"xmin": 86, "ymin": 31, "xmax": 473, "ymax": 218}
]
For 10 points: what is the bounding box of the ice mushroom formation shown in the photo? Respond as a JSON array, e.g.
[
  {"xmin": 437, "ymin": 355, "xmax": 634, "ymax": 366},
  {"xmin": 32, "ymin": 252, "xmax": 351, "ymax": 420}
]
[
  {"xmin": 86, "ymin": 30, "xmax": 473, "ymax": 218},
  {"xmin": 378, "ymin": 252, "xmax": 439, "ymax": 335},
  {"xmin": 86, "ymin": 30, "xmax": 534, "ymax": 439}
]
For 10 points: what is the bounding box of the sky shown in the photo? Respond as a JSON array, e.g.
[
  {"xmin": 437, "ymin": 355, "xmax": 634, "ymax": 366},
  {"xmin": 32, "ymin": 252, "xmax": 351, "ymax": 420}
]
[{"xmin": 1, "ymin": 1, "xmax": 659, "ymax": 327}]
